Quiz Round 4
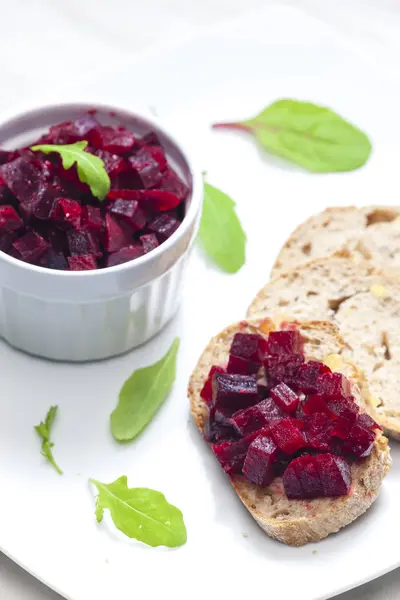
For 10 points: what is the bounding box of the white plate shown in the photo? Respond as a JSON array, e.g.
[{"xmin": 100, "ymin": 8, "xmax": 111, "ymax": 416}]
[{"xmin": 1, "ymin": 5, "xmax": 400, "ymax": 600}]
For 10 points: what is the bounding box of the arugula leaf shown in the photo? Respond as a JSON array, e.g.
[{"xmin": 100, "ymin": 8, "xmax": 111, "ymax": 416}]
[
  {"xmin": 110, "ymin": 338, "xmax": 180, "ymax": 442},
  {"xmin": 213, "ymin": 99, "xmax": 372, "ymax": 172},
  {"xmin": 90, "ymin": 476, "xmax": 187, "ymax": 548},
  {"xmin": 198, "ymin": 182, "xmax": 246, "ymax": 273},
  {"xmin": 34, "ymin": 406, "xmax": 63, "ymax": 475},
  {"xmin": 30, "ymin": 141, "xmax": 110, "ymax": 200}
]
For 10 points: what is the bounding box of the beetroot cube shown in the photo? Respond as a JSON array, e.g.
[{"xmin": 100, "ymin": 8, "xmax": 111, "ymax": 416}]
[
  {"xmin": 357, "ymin": 413, "xmax": 381, "ymax": 431},
  {"xmin": 110, "ymin": 199, "xmax": 147, "ymax": 231},
  {"xmin": 212, "ymin": 373, "xmax": 258, "ymax": 414},
  {"xmin": 317, "ymin": 372, "xmax": 352, "ymax": 397},
  {"xmin": 12, "ymin": 231, "xmax": 49, "ymax": 263},
  {"xmin": 264, "ymin": 353, "xmax": 304, "ymax": 389},
  {"xmin": 315, "ymin": 454, "xmax": 351, "ymax": 496},
  {"xmin": 212, "ymin": 431, "xmax": 259, "ymax": 474},
  {"xmin": 303, "ymin": 395, "xmax": 329, "ymax": 416},
  {"xmin": 95, "ymin": 150, "xmax": 127, "ymax": 178},
  {"xmin": 140, "ymin": 233, "xmax": 159, "ymax": 254},
  {"xmin": 267, "ymin": 330, "xmax": 303, "ymax": 356},
  {"xmin": 303, "ymin": 413, "xmax": 333, "ymax": 451},
  {"xmin": 0, "ymin": 158, "xmax": 43, "ymax": 204},
  {"xmin": 0, "ymin": 205, "xmax": 22, "ymax": 232},
  {"xmin": 0, "ymin": 231, "xmax": 16, "ymax": 252},
  {"xmin": 270, "ymin": 382, "xmax": 299, "ymax": 414},
  {"xmin": 296, "ymin": 456, "xmax": 324, "ymax": 499},
  {"xmin": 157, "ymin": 168, "xmax": 188, "ymax": 200},
  {"xmin": 51, "ymin": 197, "xmax": 82, "ymax": 229},
  {"xmin": 139, "ymin": 131, "xmax": 161, "ymax": 146},
  {"xmin": 73, "ymin": 115, "xmax": 99, "ymax": 138},
  {"xmin": 200, "ymin": 366, "xmax": 225, "ymax": 404},
  {"xmin": 67, "ymin": 230, "xmax": 90, "ymax": 255},
  {"xmin": 104, "ymin": 213, "xmax": 133, "ymax": 252},
  {"xmin": 48, "ymin": 116, "xmax": 98, "ymax": 144},
  {"xmin": 108, "ymin": 189, "xmax": 181, "ymax": 212},
  {"xmin": 81, "ymin": 206, "xmax": 104, "ymax": 233},
  {"xmin": 46, "ymin": 250, "xmax": 68, "ymax": 270},
  {"xmin": 90, "ymin": 126, "xmax": 135, "ymax": 154},
  {"xmin": 258, "ymin": 397, "xmax": 285, "ymax": 421},
  {"xmin": 128, "ymin": 148, "xmax": 162, "ymax": 188},
  {"xmin": 298, "ymin": 361, "xmax": 331, "ymax": 393},
  {"xmin": 227, "ymin": 354, "xmax": 260, "ymax": 375},
  {"xmin": 243, "ymin": 435, "xmax": 279, "ymax": 486},
  {"xmin": 282, "ymin": 460, "xmax": 304, "ymax": 499},
  {"xmin": 231, "ymin": 399, "xmax": 275, "ymax": 437},
  {"xmin": 270, "ymin": 418, "xmax": 304, "ymax": 454},
  {"xmin": 68, "ymin": 254, "xmax": 97, "ymax": 271},
  {"xmin": 230, "ymin": 333, "xmax": 268, "ymax": 362},
  {"xmin": 204, "ymin": 404, "xmax": 237, "ymax": 444},
  {"xmin": 146, "ymin": 145, "xmax": 168, "ymax": 171},
  {"xmin": 148, "ymin": 214, "xmax": 180, "ymax": 241},
  {"xmin": 0, "ymin": 150, "xmax": 10, "ymax": 165},
  {"xmin": 343, "ymin": 420, "xmax": 375, "ymax": 458},
  {"xmin": 106, "ymin": 244, "xmax": 144, "ymax": 267}
]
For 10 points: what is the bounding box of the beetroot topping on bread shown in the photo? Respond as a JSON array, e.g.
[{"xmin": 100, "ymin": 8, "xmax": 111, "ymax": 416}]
[{"xmin": 201, "ymin": 327, "xmax": 381, "ymax": 500}]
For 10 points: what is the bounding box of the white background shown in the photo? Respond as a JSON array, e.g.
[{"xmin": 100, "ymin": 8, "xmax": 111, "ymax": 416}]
[{"xmin": 1, "ymin": 0, "xmax": 400, "ymax": 598}]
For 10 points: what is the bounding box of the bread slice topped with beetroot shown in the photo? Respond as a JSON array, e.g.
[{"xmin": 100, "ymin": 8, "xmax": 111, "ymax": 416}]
[{"xmin": 188, "ymin": 318, "xmax": 390, "ymax": 546}]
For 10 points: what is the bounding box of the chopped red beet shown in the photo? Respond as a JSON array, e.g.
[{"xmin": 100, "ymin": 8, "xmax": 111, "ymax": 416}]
[
  {"xmin": 148, "ymin": 214, "xmax": 180, "ymax": 241},
  {"xmin": 212, "ymin": 431, "xmax": 261, "ymax": 475},
  {"xmin": 270, "ymin": 418, "xmax": 305, "ymax": 454},
  {"xmin": 303, "ymin": 412, "xmax": 334, "ymax": 451},
  {"xmin": 297, "ymin": 361, "xmax": 331, "ymax": 393},
  {"xmin": 230, "ymin": 333, "xmax": 268, "ymax": 362},
  {"xmin": 317, "ymin": 372, "xmax": 352, "ymax": 397},
  {"xmin": 316, "ymin": 454, "xmax": 351, "ymax": 496},
  {"xmin": 264, "ymin": 353, "xmax": 304, "ymax": 389},
  {"xmin": 146, "ymin": 146, "xmax": 168, "ymax": 171},
  {"xmin": 68, "ymin": 254, "xmax": 97, "ymax": 271},
  {"xmin": 212, "ymin": 373, "xmax": 259, "ymax": 414},
  {"xmin": 0, "ymin": 205, "xmax": 22, "ymax": 232},
  {"xmin": 267, "ymin": 330, "xmax": 303, "ymax": 356},
  {"xmin": 0, "ymin": 158, "xmax": 43, "ymax": 205},
  {"xmin": 50, "ymin": 197, "xmax": 82, "ymax": 229},
  {"xmin": 89, "ymin": 126, "xmax": 135, "ymax": 155},
  {"xmin": 128, "ymin": 148, "xmax": 162, "ymax": 188},
  {"xmin": 12, "ymin": 231, "xmax": 49, "ymax": 263},
  {"xmin": 0, "ymin": 231, "xmax": 16, "ymax": 252},
  {"xmin": 67, "ymin": 230, "xmax": 91, "ymax": 256},
  {"xmin": 81, "ymin": 205, "xmax": 104, "ymax": 233},
  {"xmin": 227, "ymin": 354, "xmax": 260, "ymax": 375},
  {"xmin": 243, "ymin": 435, "xmax": 279, "ymax": 486},
  {"xmin": 104, "ymin": 213, "xmax": 133, "ymax": 252},
  {"xmin": 106, "ymin": 244, "xmax": 144, "ymax": 267},
  {"xmin": 110, "ymin": 199, "xmax": 147, "ymax": 231},
  {"xmin": 200, "ymin": 366, "xmax": 225, "ymax": 404},
  {"xmin": 231, "ymin": 398, "xmax": 280, "ymax": 437},
  {"xmin": 343, "ymin": 419, "xmax": 375, "ymax": 458},
  {"xmin": 140, "ymin": 233, "xmax": 159, "ymax": 254},
  {"xmin": 270, "ymin": 382, "xmax": 299, "ymax": 414},
  {"xmin": 157, "ymin": 168, "xmax": 188, "ymax": 200},
  {"xmin": 95, "ymin": 150, "xmax": 127, "ymax": 178},
  {"xmin": 108, "ymin": 188, "xmax": 181, "ymax": 212}
]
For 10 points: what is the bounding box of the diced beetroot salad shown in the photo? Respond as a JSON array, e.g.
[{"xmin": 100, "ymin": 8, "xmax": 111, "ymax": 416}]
[
  {"xmin": 200, "ymin": 326, "xmax": 381, "ymax": 500},
  {"xmin": 0, "ymin": 113, "xmax": 188, "ymax": 271}
]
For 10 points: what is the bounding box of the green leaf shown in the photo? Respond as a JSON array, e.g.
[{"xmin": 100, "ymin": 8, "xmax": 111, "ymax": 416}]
[
  {"xmin": 30, "ymin": 141, "xmax": 110, "ymax": 200},
  {"xmin": 198, "ymin": 182, "xmax": 246, "ymax": 273},
  {"xmin": 213, "ymin": 99, "xmax": 372, "ymax": 173},
  {"xmin": 34, "ymin": 406, "xmax": 63, "ymax": 475},
  {"xmin": 90, "ymin": 476, "xmax": 187, "ymax": 548},
  {"xmin": 110, "ymin": 338, "xmax": 180, "ymax": 442}
]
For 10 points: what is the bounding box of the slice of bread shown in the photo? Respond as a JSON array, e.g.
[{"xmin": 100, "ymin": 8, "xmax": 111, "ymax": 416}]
[
  {"xmin": 272, "ymin": 206, "xmax": 400, "ymax": 278},
  {"xmin": 188, "ymin": 317, "xmax": 391, "ymax": 546},
  {"xmin": 248, "ymin": 256, "xmax": 400, "ymax": 439}
]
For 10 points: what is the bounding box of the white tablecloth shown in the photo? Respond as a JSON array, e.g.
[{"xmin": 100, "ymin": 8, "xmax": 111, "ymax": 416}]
[{"xmin": 1, "ymin": 0, "xmax": 400, "ymax": 597}]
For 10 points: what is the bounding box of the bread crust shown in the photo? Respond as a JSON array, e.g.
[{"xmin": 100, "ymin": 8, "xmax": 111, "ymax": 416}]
[{"xmin": 188, "ymin": 318, "xmax": 391, "ymax": 546}]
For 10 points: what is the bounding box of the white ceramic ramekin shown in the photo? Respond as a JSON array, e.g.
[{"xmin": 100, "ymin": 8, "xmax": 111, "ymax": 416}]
[{"xmin": 0, "ymin": 102, "xmax": 202, "ymax": 361}]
